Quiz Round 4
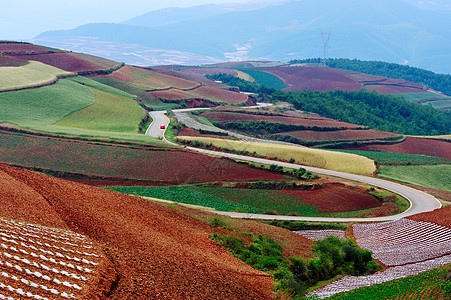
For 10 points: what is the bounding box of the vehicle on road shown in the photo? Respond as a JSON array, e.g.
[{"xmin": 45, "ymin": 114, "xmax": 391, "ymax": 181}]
[{"xmin": 160, "ymin": 124, "xmax": 166, "ymax": 129}]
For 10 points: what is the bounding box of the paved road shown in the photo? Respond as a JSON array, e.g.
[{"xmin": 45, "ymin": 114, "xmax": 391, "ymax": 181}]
[
  {"xmin": 146, "ymin": 111, "xmax": 170, "ymax": 139},
  {"xmin": 146, "ymin": 107, "xmax": 442, "ymax": 222}
]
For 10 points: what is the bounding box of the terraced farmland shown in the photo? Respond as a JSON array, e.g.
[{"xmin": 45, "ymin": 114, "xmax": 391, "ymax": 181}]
[
  {"xmin": 0, "ymin": 217, "xmax": 113, "ymax": 299},
  {"xmin": 308, "ymin": 219, "xmax": 451, "ymax": 298}
]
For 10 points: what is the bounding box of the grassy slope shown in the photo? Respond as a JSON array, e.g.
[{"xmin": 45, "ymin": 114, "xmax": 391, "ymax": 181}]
[
  {"xmin": 0, "ymin": 61, "xmax": 73, "ymax": 91},
  {"xmin": 177, "ymin": 136, "xmax": 376, "ymax": 175},
  {"xmin": 378, "ymin": 164, "xmax": 451, "ymax": 192}
]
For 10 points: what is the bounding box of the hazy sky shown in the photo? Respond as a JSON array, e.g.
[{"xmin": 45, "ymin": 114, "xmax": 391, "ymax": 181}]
[{"xmin": 0, "ymin": 0, "xmax": 281, "ymax": 40}]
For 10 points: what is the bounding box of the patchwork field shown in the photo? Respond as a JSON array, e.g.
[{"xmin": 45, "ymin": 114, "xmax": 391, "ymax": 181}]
[
  {"xmin": 177, "ymin": 136, "xmax": 377, "ymax": 175},
  {"xmin": 0, "ymin": 130, "xmax": 287, "ymax": 183},
  {"xmin": 235, "ymin": 68, "xmax": 288, "ymax": 90},
  {"xmin": 0, "ymin": 60, "xmax": 74, "ymax": 92},
  {"xmin": 0, "ymin": 163, "xmax": 278, "ymax": 299}
]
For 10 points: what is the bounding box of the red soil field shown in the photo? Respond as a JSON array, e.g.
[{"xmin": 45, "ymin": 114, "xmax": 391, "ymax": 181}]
[
  {"xmin": 100, "ymin": 65, "xmax": 199, "ymax": 90},
  {"xmin": 0, "ymin": 130, "xmax": 287, "ymax": 183},
  {"xmin": 150, "ymin": 66, "xmax": 232, "ymax": 89},
  {"xmin": 0, "ymin": 56, "xmax": 28, "ymax": 67},
  {"xmin": 177, "ymin": 127, "xmax": 233, "ymax": 139},
  {"xmin": 408, "ymin": 206, "xmax": 451, "ymax": 228},
  {"xmin": 0, "ymin": 163, "xmax": 275, "ymax": 299},
  {"xmin": 201, "ymin": 111, "xmax": 363, "ymax": 129},
  {"xmin": 364, "ymin": 84, "xmax": 425, "ymax": 94},
  {"xmin": 0, "ymin": 42, "xmax": 58, "ymax": 54},
  {"xmin": 13, "ymin": 52, "xmax": 120, "ymax": 73},
  {"xmin": 275, "ymin": 129, "xmax": 401, "ymax": 142},
  {"xmin": 343, "ymin": 137, "xmax": 451, "ymax": 160},
  {"xmin": 279, "ymin": 183, "xmax": 381, "ymax": 213},
  {"xmin": 149, "ymin": 86, "xmax": 250, "ymax": 105},
  {"xmin": 261, "ymin": 66, "xmax": 363, "ymax": 92}
]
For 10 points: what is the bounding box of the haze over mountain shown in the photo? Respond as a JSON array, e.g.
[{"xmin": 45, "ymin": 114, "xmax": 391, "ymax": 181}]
[{"xmin": 34, "ymin": 0, "xmax": 451, "ymax": 74}]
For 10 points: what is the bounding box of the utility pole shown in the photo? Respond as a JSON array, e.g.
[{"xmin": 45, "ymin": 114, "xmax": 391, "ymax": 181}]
[{"xmin": 320, "ymin": 32, "xmax": 331, "ymax": 69}]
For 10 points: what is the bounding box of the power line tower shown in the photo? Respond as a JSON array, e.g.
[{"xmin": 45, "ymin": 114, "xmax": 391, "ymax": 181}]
[{"xmin": 320, "ymin": 31, "xmax": 331, "ymax": 69}]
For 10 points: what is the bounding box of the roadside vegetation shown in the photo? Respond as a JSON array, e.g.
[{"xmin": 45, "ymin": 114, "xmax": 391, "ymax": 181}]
[{"xmin": 210, "ymin": 232, "xmax": 381, "ymax": 298}]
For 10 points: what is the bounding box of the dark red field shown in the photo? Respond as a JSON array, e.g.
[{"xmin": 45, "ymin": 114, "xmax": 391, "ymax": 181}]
[
  {"xmin": 201, "ymin": 110, "xmax": 363, "ymax": 129},
  {"xmin": 0, "ymin": 42, "xmax": 59, "ymax": 54},
  {"xmin": 275, "ymin": 129, "xmax": 401, "ymax": 142},
  {"xmin": 0, "ymin": 163, "xmax": 278, "ymax": 299},
  {"xmin": 0, "ymin": 55, "xmax": 27, "ymax": 67},
  {"xmin": 12, "ymin": 52, "xmax": 121, "ymax": 73},
  {"xmin": 0, "ymin": 129, "xmax": 287, "ymax": 184},
  {"xmin": 408, "ymin": 206, "xmax": 451, "ymax": 228},
  {"xmin": 343, "ymin": 137, "xmax": 451, "ymax": 160}
]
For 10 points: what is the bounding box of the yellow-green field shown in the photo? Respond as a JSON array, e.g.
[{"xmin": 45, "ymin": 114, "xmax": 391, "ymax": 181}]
[
  {"xmin": 0, "ymin": 61, "xmax": 74, "ymax": 92},
  {"xmin": 177, "ymin": 136, "xmax": 377, "ymax": 175},
  {"xmin": 409, "ymin": 134, "xmax": 451, "ymax": 141},
  {"xmin": 56, "ymin": 87, "xmax": 145, "ymax": 133}
]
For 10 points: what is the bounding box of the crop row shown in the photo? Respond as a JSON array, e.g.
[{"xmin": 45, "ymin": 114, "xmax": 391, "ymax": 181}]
[
  {"xmin": 294, "ymin": 230, "xmax": 346, "ymax": 241},
  {"xmin": 353, "ymin": 219, "xmax": 451, "ymax": 266}
]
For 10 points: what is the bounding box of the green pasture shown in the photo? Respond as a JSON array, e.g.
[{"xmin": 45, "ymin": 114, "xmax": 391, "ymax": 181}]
[
  {"xmin": 396, "ymin": 92, "xmax": 451, "ymax": 109},
  {"xmin": 235, "ymin": 68, "xmax": 287, "ymax": 90},
  {"xmin": 331, "ymin": 149, "xmax": 451, "ymax": 165},
  {"xmin": 378, "ymin": 164, "xmax": 451, "ymax": 192},
  {"xmin": 326, "ymin": 264, "xmax": 450, "ymax": 299}
]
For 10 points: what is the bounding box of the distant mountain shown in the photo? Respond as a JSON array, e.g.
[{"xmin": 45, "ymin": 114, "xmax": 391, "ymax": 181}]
[{"xmin": 34, "ymin": 0, "xmax": 451, "ymax": 74}]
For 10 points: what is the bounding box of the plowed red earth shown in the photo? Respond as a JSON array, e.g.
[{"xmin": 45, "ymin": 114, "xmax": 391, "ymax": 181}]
[
  {"xmin": 0, "ymin": 56, "xmax": 27, "ymax": 67},
  {"xmin": 273, "ymin": 129, "xmax": 400, "ymax": 142},
  {"xmin": 201, "ymin": 111, "xmax": 362, "ymax": 129},
  {"xmin": 0, "ymin": 163, "xmax": 275, "ymax": 299},
  {"xmin": 177, "ymin": 128, "xmax": 233, "ymax": 139},
  {"xmin": 148, "ymin": 86, "xmax": 249, "ymax": 104},
  {"xmin": 148, "ymin": 67, "xmax": 231, "ymax": 89},
  {"xmin": 0, "ymin": 43, "xmax": 56, "ymax": 54},
  {"xmin": 408, "ymin": 206, "xmax": 451, "ymax": 228},
  {"xmin": 343, "ymin": 137, "xmax": 451, "ymax": 160},
  {"xmin": 0, "ymin": 130, "xmax": 286, "ymax": 183},
  {"xmin": 279, "ymin": 183, "xmax": 381, "ymax": 213},
  {"xmin": 12, "ymin": 52, "xmax": 120, "ymax": 73}
]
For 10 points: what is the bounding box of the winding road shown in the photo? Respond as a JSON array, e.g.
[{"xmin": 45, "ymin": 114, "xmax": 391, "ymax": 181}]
[{"xmin": 146, "ymin": 107, "xmax": 442, "ymax": 222}]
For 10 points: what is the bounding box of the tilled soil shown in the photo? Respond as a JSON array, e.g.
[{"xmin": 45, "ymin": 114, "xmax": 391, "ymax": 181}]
[
  {"xmin": 0, "ymin": 163, "xmax": 274, "ymax": 299},
  {"xmin": 408, "ymin": 206, "xmax": 451, "ymax": 228}
]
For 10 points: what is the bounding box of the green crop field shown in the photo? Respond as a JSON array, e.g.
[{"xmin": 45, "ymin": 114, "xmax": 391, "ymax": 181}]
[
  {"xmin": 107, "ymin": 186, "xmax": 263, "ymax": 213},
  {"xmin": 55, "ymin": 86, "xmax": 145, "ymax": 133},
  {"xmin": 396, "ymin": 92, "xmax": 451, "ymax": 109},
  {"xmin": 0, "ymin": 61, "xmax": 74, "ymax": 92},
  {"xmin": 331, "ymin": 150, "xmax": 451, "ymax": 165},
  {"xmin": 0, "ymin": 78, "xmax": 94, "ymax": 126},
  {"xmin": 236, "ymin": 68, "xmax": 288, "ymax": 90},
  {"xmin": 378, "ymin": 164, "xmax": 451, "ymax": 192},
  {"xmin": 326, "ymin": 264, "xmax": 450, "ymax": 299}
]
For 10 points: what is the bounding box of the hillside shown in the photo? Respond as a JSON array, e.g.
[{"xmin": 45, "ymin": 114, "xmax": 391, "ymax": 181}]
[
  {"xmin": 34, "ymin": 0, "xmax": 451, "ymax": 74},
  {"xmin": 0, "ymin": 163, "xmax": 283, "ymax": 299}
]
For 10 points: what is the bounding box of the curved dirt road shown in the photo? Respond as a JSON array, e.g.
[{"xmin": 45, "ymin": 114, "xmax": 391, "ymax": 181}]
[{"xmin": 146, "ymin": 109, "xmax": 442, "ymax": 222}]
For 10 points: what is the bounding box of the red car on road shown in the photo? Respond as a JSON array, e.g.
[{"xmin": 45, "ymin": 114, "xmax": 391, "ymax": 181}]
[{"xmin": 160, "ymin": 124, "xmax": 166, "ymax": 129}]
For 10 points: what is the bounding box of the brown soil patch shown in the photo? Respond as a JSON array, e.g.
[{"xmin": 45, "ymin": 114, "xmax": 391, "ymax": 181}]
[
  {"xmin": 274, "ymin": 129, "xmax": 400, "ymax": 142},
  {"xmin": 0, "ymin": 163, "xmax": 274, "ymax": 299},
  {"xmin": 408, "ymin": 206, "xmax": 451, "ymax": 228},
  {"xmin": 177, "ymin": 127, "xmax": 233, "ymax": 139},
  {"xmin": 343, "ymin": 137, "xmax": 451, "ymax": 160},
  {"xmin": 279, "ymin": 183, "xmax": 381, "ymax": 213}
]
